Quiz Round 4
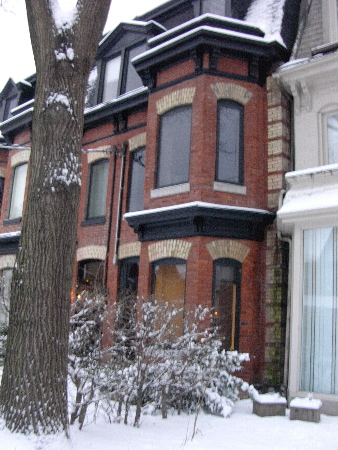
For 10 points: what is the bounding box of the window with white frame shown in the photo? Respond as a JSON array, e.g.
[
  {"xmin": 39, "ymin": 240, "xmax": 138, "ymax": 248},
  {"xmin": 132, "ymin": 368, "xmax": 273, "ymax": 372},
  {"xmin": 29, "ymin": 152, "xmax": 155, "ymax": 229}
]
[
  {"xmin": 8, "ymin": 163, "xmax": 28, "ymax": 220},
  {"xmin": 86, "ymin": 159, "xmax": 109, "ymax": 220},
  {"xmin": 327, "ymin": 114, "xmax": 338, "ymax": 163},
  {"xmin": 301, "ymin": 227, "xmax": 338, "ymax": 395}
]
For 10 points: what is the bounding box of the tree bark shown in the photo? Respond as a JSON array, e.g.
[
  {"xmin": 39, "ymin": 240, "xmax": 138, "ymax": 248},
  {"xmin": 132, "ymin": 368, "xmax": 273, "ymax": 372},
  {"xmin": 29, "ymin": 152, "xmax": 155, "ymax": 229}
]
[{"xmin": 0, "ymin": 0, "xmax": 111, "ymax": 435}]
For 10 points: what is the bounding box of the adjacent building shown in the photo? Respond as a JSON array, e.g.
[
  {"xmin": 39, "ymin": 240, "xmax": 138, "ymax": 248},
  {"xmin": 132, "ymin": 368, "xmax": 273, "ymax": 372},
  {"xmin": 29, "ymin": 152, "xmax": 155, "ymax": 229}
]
[{"xmin": 0, "ymin": 0, "xmax": 300, "ymax": 390}]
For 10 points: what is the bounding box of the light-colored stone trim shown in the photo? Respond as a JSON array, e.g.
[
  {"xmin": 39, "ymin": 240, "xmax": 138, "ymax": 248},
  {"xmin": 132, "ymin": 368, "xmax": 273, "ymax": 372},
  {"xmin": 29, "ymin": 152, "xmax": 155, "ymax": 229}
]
[
  {"xmin": 129, "ymin": 133, "xmax": 146, "ymax": 152},
  {"xmin": 118, "ymin": 242, "xmax": 141, "ymax": 260},
  {"xmin": 151, "ymin": 183, "xmax": 190, "ymax": 198},
  {"xmin": 0, "ymin": 167, "xmax": 6, "ymax": 178},
  {"xmin": 0, "ymin": 254, "xmax": 16, "ymax": 270},
  {"xmin": 206, "ymin": 240, "xmax": 250, "ymax": 263},
  {"xmin": 156, "ymin": 87, "xmax": 196, "ymax": 115},
  {"xmin": 76, "ymin": 245, "xmax": 107, "ymax": 262},
  {"xmin": 268, "ymin": 156, "xmax": 290, "ymax": 173},
  {"xmin": 148, "ymin": 239, "xmax": 192, "ymax": 262},
  {"xmin": 87, "ymin": 146, "xmax": 111, "ymax": 164},
  {"xmin": 11, "ymin": 150, "xmax": 30, "ymax": 167},
  {"xmin": 213, "ymin": 181, "xmax": 247, "ymax": 195},
  {"xmin": 210, "ymin": 82, "xmax": 253, "ymax": 105}
]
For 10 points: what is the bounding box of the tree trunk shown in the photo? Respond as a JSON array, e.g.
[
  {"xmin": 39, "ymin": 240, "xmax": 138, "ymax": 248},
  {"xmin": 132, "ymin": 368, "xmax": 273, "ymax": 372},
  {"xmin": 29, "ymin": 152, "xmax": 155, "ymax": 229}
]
[{"xmin": 0, "ymin": 0, "xmax": 111, "ymax": 435}]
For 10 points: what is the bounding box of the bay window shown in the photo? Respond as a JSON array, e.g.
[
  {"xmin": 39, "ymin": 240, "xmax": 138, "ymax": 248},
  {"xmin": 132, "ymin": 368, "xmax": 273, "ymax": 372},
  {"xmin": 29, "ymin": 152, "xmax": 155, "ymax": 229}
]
[
  {"xmin": 212, "ymin": 258, "xmax": 241, "ymax": 350},
  {"xmin": 156, "ymin": 106, "xmax": 192, "ymax": 188},
  {"xmin": 216, "ymin": 100, "xmax": 244, "ymax": 185}
]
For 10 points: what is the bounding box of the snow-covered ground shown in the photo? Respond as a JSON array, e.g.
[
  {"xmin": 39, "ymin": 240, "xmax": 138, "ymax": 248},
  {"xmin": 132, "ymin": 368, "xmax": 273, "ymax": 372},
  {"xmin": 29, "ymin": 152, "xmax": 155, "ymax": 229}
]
[{"xmin": 1, "ymin": 398, "xmax": 338, "ymax": 449}]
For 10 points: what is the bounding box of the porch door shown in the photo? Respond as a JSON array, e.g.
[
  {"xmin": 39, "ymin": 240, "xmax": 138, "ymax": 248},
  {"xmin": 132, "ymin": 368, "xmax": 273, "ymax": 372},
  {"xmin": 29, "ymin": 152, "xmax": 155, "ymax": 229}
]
[{"xmin": 301, "ymin": 227, "xmax": 338, "ymax": 395}]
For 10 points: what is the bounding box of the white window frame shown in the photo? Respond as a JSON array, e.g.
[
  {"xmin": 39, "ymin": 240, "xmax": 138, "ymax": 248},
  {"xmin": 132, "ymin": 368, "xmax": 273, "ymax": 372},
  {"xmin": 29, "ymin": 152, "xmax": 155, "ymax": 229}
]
[
  {"xmin": 322, "ymin": 0, "xmax": 338, "ymax": 44},
  {"xmin": 319, "ymin": 104, "xmax": 338, "ymax": 165}
]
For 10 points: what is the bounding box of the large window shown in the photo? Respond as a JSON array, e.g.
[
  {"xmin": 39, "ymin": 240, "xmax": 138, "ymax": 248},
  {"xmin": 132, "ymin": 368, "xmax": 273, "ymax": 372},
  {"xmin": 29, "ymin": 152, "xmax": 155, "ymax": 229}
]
[
  {"xmin": 128, "ymin": 147, "xmax": 145, "ymax": 212},
  {"xmin": 327, "ymin": 114, "xmax": 338, "ymax": 163},
  {"xmin": 8, "ymin": 163, "xmax": 28, "ymax": 220},
  {"xmin": 212, "ymin": 259, "xmax": 241, "ymax": 350},
  {"xmin": 156, "ymin": 106, "xmax": 192, "ymax": 188},
  {"xmin": 118, "ymin": 257, "xmax": 139, "ymax": 296},
  {"xmin": 102, "ymin": 43, "xmax": 146, "ymax": 102},
  {"xmin": 216, "ymin": 100, "xmax": 244, "ymax": 185},
  {"xmin": 301, "ymin": 227, "xmax": 338, "ymax": 395},
  {"xmin": 86, "ymin": 159, "xmax": 109, "ymax": 221},
  {"xmin": 152, "ymin": 258, "xmax": 186, "ymax": 335},
  {"xmin": 77, "ymin": 259, "xmax": 104, "ymax": 293}
]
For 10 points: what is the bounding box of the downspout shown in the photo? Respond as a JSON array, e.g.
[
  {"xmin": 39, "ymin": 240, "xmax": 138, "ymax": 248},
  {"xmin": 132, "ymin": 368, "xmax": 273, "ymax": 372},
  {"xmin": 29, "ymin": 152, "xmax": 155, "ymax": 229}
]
[
  {"xmin": 277, "ymin": 189, "xmax": 292, "ymax": 395},
  {"xmin": 113, "ymin": 142, "xmax": 127, "ymax": 265},
  {"xmin": 104, "ymin": 150, "xmax": 117, "ymax": 286}
]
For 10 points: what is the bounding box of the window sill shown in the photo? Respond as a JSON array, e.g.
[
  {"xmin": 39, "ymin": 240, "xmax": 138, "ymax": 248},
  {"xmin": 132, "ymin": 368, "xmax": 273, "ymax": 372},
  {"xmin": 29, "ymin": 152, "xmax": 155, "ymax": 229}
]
[
  {"xmin": 81, "ymin": 216, "xmax": 106, "ymax": 226},
  {"xmin": 151, "ymin": 183, "xmax": 190, "ymax": 199},
  {"xmin": 213, "ymin": 181, "xmax": 247, "ymax": 195},
  {"xmin": 3, "ymin": 217, "xmax": 22, "ymax": 226}
]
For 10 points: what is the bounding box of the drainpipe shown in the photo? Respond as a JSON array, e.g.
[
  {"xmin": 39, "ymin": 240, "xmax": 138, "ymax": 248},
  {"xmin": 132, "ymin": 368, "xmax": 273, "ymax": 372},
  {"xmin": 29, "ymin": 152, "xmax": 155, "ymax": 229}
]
[
  {"xmin": 113, "ymin": 142, "xmax": 127, "ymax": 265},
  {"xmin": 277, "ymin": 189, "xmax": 292, "ymax": 397}
]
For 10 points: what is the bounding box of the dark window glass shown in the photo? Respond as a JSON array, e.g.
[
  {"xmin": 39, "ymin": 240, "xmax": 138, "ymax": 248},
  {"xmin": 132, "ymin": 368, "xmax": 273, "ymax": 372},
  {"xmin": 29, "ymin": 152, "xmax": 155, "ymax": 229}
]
[
  {"xmin": 157, "ymin": 106, "xmax": 192, "ymax": 188},
  {"xmin": 102, "ymin": 55, "xmax": 122, "ymax": 102},
  {"xmin": 124, "ymin": 43, "xmax": 146, "ymax": 93},
  {"xmin": 118, "ymin": 257, "xmax": 139, "ymax": 296},
  {"xmin": 128, "ymin": 147, "xmax": 145, "ymax": 212},
  {"xmin": 3, "ymin": 96, "xmax": 16, "ymax": 121},
  {"xmin": 212, "ymin": 258, "xmax": 241, "ymax": 350},
  {"xmin": 152, "ymin": 258, "xmax": 186, "ymax": 335},
  {"xmin": 9, "ymin": 163, "xmax": 28, "ymax": 219},
  {"xmin": 0, "ymin": 177, "xmax": 5, "ymax": 211},
  {"xmin": 78, "ymin": 259, "xmax": 104, "ymax": 293},
  {"xmin": 216, "ymin": 100, "xmax": 244, "ymax": 184},
  {"xmin": 87, "ymin": 159, "xmax": 109, "ymax": 219}
]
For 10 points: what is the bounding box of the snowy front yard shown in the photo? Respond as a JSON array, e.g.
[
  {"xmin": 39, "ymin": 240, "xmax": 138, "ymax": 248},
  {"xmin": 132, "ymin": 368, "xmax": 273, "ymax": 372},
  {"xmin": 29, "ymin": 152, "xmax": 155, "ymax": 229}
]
[{"xmin": 1, "ymin": 397, "xmax": 338, "ymax": 449}]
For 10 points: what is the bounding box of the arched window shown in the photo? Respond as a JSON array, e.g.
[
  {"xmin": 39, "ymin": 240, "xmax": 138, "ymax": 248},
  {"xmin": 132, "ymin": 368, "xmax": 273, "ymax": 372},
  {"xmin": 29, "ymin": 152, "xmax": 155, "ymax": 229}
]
[
  {"xmin": 157, "ymin": 106, "xmax": 192, "ymax": 188},
  {"xmin": 216, "ymin": 100, "xmax": 244, "ymax": 185},
  {"xmin": 212, "ymin": 258, "xmax": 241, "ymax": 350},
  {"xmin": 77, "ymin": 259, "xmax": 104, "ymax": 293}
]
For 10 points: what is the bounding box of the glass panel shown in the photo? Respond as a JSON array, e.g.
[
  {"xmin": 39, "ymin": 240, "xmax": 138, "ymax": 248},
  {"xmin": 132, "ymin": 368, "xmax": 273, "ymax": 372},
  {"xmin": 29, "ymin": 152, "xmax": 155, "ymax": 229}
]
[
  {"xmin": 87, "ymin": 160, "xmax": 109, "ymax": 219},
  {"xmin": 157, "ymin": 106, "xmax": 192, "ymax": 188},
  {"xmin": 301, "ymin": 227, "xmax": 338, "ymax": 394},
  {"xmin": 213, "ymin": 262, "xmax": 239, "ymax": 350},
  {"xmin": 128, "ymin": 147, "xmax": 145, "ymax": 212},
  {"xmin": 78, "ymin": 259, "xmax": 103, "ymax": 292},
  {"xmin": 217, "ymin": 101, "xmax": 243, "ymax": 184},
  {"xmin": 102, "ymin": 55, "xmax": 121, "ymax": 102},
  {"xmin": 125, "ymin": 43, "xmax": 146, "ymax": 93},
  {"xmin": 328, "ymin": 114, "xmax": 338, "ymax": 163},
  {"xmin": 153, "ymin": 261, "xmax": 186, "ymax": 335},
  {"xmin": 9, "ymin": 163, "xmax": 28, "ymax": 219}
]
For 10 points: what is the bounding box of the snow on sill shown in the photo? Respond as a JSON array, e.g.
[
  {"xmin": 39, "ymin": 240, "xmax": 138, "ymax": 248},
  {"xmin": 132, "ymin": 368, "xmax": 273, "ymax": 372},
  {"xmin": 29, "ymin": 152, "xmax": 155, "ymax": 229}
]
[
  {"xmin": 285, "ymin": 163, "xmax": 338, "ymax": 180},
  {"xmin": 290, "ymin": 397, "xmax": 322, "ymax": 410},
  {"xmin": 85, "ymin": 87, "xmax": 148, "ymax": 115},
  {"xmin": 278, "ymin": 57, "xmax": 310, "ymax": 71},
  {"xmin": 148, "ymin": 13, "xmax": 264, "ymax": 46},
  {"xmin": 0, "ymin": 231, "xmax": 21, "ymax": 239},
  {"xmin": 124, "ymin": 201, "xmax": 272, "ymax": 219},
  {"xmin": 10, "ymin": 99, "xmax": 34, "ymax": 116},
  {"xmin": 132, "ymin": 25, "xmax": 285, "ymax": 65},
  {"xmin": 0, "ymin": 107, "xmax": 34, "ymax": 127}
]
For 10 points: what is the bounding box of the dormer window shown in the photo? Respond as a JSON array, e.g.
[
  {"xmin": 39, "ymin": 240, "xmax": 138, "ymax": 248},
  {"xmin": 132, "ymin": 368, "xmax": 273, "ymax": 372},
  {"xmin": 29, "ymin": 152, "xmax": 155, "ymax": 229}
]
[{"xmin": 101, "ymin": 42, "xmax": 146, "ymax": 103}]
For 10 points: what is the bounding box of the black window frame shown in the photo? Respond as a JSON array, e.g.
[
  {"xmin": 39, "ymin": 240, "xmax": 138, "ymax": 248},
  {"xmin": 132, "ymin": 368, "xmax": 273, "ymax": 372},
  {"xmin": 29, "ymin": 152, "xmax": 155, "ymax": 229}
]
[
  {"xmin": 216, "ymin": 99, "xmax": 244, "ymax": 185},
  {"xmin": 156, "ymin": 105, "xmax": 192, "ymax": 189},
  {"xmin": 212, "ymin": 258, "xmax": 241, "ymax": 350},
  {"xmin": 85, "ymin": 158, "xmax": 109, "ymax": 225},
  {"xmin": 127, "ymin": 146, "xmax": 146, "ymax": 213}
]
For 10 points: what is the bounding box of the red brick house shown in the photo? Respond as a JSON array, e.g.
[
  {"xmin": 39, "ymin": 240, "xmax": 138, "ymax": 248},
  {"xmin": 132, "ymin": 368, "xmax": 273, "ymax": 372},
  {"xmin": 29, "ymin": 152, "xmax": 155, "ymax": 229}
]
[{"xmin": 0, "ymin": 0, "xmax": 300, "ymax": 386}]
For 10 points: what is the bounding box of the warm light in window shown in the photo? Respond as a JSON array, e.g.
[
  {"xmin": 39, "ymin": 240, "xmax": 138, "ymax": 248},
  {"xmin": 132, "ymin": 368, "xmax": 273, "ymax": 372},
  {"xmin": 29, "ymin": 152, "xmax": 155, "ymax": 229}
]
[{"xmin": 214, "ymin": 311, "xmax": 218, "ymax": 316}]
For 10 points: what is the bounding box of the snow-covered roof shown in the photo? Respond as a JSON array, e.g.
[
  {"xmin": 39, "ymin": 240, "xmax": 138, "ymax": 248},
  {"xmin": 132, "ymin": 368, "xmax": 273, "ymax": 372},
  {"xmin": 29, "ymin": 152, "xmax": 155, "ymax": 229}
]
[{"xmin": 245, "ymin": 0, "xmax": 286, "ymax": 45}]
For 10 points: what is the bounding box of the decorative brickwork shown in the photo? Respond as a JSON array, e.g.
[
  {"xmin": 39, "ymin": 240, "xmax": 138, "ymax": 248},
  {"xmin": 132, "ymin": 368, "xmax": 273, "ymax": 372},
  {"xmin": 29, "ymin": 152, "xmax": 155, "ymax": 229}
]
[
  {"xmin": 87, "ymin": 146, "xmax": 110, "ymax": 164},
  {"xmin": 0, "ymin": 254, "xmax": 16, "ymax": 269},
  {"xmin": 206, "ymin": 240, "xmax": 250, "ymax": 262},
  {"xmin": 156, "ymin": 87, "xmax": 196, "ymax": 115},
  {"xmin": 76, "ymin": 245, "xmax": 107, "ymax": 262},
  {"xmin": 129, "ymin": 132, "xmax": 146, "ymax": 152},
  {"xmin": 148, "ymin": 239, "xmax": 192, "ymax": 262},
  {"xmin": 118, "ymin": 242, "xmax": 141, "ymax": 260},
  {"xmin": 11, "ymin": 150, "xmax": 30, "ymax": 167},
  {"xmin": 210, "ymin": 82, "xmax": 253, "ymax": 105}
]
